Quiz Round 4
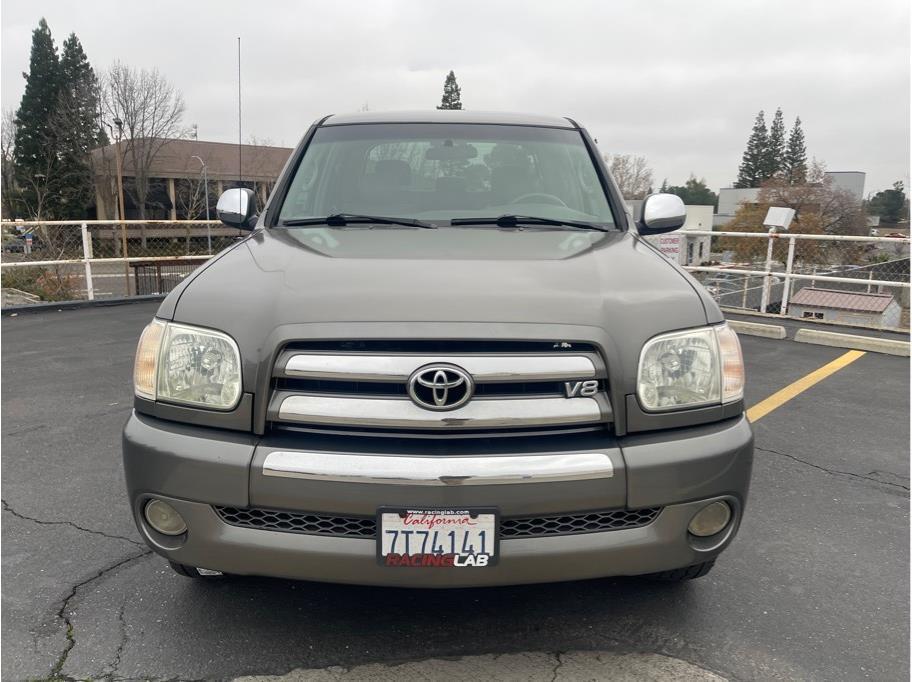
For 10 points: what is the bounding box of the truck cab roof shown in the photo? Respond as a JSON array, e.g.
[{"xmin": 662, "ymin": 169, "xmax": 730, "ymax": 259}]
[{"xmin": 321, "ymin": 110, "xmax": 578, "ymax": 129}]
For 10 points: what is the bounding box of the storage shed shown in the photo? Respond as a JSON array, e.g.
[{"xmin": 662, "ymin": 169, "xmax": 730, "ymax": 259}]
[{"xmin": 788, "ymin": 288, "xmax": 901, "ymax": 328}]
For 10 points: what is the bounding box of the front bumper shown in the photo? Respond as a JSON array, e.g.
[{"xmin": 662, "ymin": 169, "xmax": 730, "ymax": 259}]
[{"xmin": 123, "ymin": 413, "xmax": 753, "ymax": 587}]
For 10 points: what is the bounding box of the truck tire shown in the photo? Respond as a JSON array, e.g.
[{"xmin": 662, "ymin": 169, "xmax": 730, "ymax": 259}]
[{"xmin": 645, "ymin": 560, "xmax": 715, "ymax": 582}]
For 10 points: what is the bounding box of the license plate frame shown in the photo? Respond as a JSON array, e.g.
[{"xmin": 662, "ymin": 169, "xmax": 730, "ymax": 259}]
[{"xmin": 376, "ymin": 507, "xmax": 500, "ymax": 568}]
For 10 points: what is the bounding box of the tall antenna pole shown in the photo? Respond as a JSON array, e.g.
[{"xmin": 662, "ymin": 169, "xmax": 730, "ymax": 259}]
[{"xmin": 237, "ymin": 36, "xmax": 242, "ymax": 186}]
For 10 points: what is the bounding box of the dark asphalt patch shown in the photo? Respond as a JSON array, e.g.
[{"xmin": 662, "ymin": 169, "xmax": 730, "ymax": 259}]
[
  {"xmin": 740, "ymin": 336, "xmax": 910, "ymax": 489},
  {"xmin": 1, "ymin": 308, "xmax": 908, "ymax": 680}
]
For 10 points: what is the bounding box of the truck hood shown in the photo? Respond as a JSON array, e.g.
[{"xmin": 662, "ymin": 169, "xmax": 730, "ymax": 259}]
[
  {"xmin": 170, "ymin": 226, "xmax": 710, "ymax": 326},
  {"xmin": 163, "ymin": 227, "xmax": 718, "ymax": 391}
]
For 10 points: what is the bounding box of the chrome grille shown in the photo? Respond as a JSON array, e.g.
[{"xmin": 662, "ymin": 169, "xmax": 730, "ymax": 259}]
[
  {"xmin": 275, "ymin": 377, "xmax": 572, "ymax": 397},
  {"xmin": 268, "ymin": 340, "xmax": 611, "ymax": 435},
  {"xmin": 214, "ymin": 506, "xmax": 661, "ymax": 539}
]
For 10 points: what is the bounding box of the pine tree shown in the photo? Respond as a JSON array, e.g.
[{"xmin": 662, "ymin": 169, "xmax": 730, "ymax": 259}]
[
  {"xmin": 784, "ymin": 117, "xmax": 807, "ymax": 185},
  {"xmin": 867, "ymin": 181, "xmax": 906, "ymax": 223},
  {"xmin": 55, "ymin": 33, "xmax": 105, "ymax": 216},
  {"xmin": 13, "ymin": 18, "xmax": 62, "ymax": 218},
  {"xmin": 734, "ymin": 111, "xmax": 768, "ymax": 189},
  {"xmin": 763, "ymin": 107, "xmax": 785, "ymax": 180},
  {"xmin": 666, "ymin": 175, "xmax": 718, "ymax": 207},
  {"xmin": 436, "ymin": 71, "xmax": 463, "ymax": 110}
]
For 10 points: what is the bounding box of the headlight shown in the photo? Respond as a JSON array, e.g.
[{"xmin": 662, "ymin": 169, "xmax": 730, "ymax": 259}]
[
  {"xmin": 637, "ymin": 324, "xmax": 744, "ymax": 411},
  {"xmin": 133, "ymin": 320, "xmax": 242, "ymax": 410}
]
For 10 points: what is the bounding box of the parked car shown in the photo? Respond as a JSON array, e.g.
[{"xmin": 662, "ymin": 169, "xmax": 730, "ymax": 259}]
[
  {"xmin": 124, "ymin": 111, "xmax": 752, "ymax": 587},
  {"xmin": 703, "ymin": 272, "xmax": 747, "ymax": 291},
  {"xmin": 1, "ymin": 238, "xmax": 25, "ymax": 254},
  {"xmin": 1, "ymin": 228, "xmax": 26, "ymax": 253}
]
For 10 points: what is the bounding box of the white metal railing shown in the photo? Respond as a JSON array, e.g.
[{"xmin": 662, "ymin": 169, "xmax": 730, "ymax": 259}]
[
  {"xmin": 1, "ymin": 219, "xmax": 233, "ymax": 301},
  {"xmin": 679, "ymin": 230, "xmax": 909, "ymax": 326},
  {"xmin": 2, "ymin": 222, "xmax": 910, "ymax": 323},
  {"xmin": 688, "ymin": 230, "xmax": 910, "ymax": 243}
]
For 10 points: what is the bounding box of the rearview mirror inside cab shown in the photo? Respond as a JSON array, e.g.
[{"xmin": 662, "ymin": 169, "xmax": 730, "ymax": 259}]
[{"xmin": 425, "ymin": 141, "xmax": 478, "ymax": 161}]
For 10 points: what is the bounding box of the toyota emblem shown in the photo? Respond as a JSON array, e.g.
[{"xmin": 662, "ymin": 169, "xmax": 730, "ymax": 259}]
[{"xmin": 407, "ymin": 364, "xmax": 474, "ymax": 411}]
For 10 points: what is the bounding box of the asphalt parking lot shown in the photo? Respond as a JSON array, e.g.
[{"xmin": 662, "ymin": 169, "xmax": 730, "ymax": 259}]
[{"xmin": 2, "ymin": 302, "xmax": 909, "ymax": 681}]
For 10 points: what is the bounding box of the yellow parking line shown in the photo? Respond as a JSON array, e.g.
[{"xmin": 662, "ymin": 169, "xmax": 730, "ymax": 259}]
[{"xmin": 746, "ymin": 350, "xmax": 866, "ymax": 423}]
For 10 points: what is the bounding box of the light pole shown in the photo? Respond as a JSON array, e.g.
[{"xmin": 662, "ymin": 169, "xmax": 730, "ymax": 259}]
[
  {"xmin": 191, "ymin": 155, "xmax": 211, "ymax": 254},
  {"xmin": 758, "ymin": 207, "xmax": 795, "ymax": 314},
  {"xmin": 105, "ymin": 115, "xmax": 131, "ymax": 295},
  {"xmin": 112, "ymin": 117, "xmax": 126, "ymax": 223}
]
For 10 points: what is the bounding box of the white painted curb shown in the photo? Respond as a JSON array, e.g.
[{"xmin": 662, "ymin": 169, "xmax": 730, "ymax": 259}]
[
  {"xmin": 727, "ymin": 320, "xmax": 787, "ymax": 340},
  {"xmin": 794, "ymin": 329, "xmax": 910, "ymax": 357}
]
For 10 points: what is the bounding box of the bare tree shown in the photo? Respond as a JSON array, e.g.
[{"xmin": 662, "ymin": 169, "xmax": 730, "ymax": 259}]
[
  {"xmin": 245, "ymin": 135, "xmax": 281, "ymax": 206},
  {"xmin": 4, "ymin": 110, "xmax": 85, "ymax": 293},
  {"xmin": 12, "ymin": 130, "xmax": 59, "ymax": 221},
  {"xmin": 90, "ymin": 141, "xmax": 119, "ymax": 222},
  {"xmin": 604, "ymin": 153, "xmax": 654, "ymax": 200},
  {"xmin": 87, "ymin": 72, "xmax": 120, "ymax": 225},
  {"xmin": 175, "ymin": 176, "xmax": 210, "ymax": 220},
  {"xmin": 174, "ymin": 175, "xmax": 217, "ymax": 253},
  {"xmin": 2, "ymin": 108, "xmax": 75, "ymax": 287},
  {"xmin": 1, "ymin": 110, "xmax": 18, "ymax": 218},
  {"xmin": 3, "ymin": 107, "xmax": 62, "ymax": 221},
  {"xmin": 244, "ymin": 135, "xmax": 276, "ymax": 179},
  {"xmin": 720, "ymin": 161, "xmax": 869, "ymax": 265},
  {"xmin": 103, "ymin": 61, "xmax": 185, "ymax": 246}
]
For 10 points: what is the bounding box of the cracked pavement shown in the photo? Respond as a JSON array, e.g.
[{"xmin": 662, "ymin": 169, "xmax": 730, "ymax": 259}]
[
  {"xmin": 232, "ymin": 651, "xmax": 725, "ymax": 680},
  {"xmin": 1, "ymin": 302, "xmax": 908, "ymax": 680}
]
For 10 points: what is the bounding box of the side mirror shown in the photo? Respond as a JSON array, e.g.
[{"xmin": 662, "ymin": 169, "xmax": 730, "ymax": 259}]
[
  {"xmin": 638, "ymin": 193, "xmax": 686, "ymax": 235},
  {"xmin": 216, "ymin": 188, "xmax": 257, "ymax": 229}
]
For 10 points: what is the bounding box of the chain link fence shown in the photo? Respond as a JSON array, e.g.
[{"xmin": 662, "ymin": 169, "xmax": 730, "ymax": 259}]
[
  {"xmin": 2, "ymin": 221, "xmax": 910, "ymax": 331},
  {"xmin": 682, "ymin": 231, "xmax": 910, "ymax": 331},
  {"xmin": 1, "ymin": 220, "xmax": 245, "ymax": 305}
]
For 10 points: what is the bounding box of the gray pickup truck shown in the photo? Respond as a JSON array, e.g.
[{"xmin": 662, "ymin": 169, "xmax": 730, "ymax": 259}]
[{"xmin": 124, "ymin": 110, "xmax": 752, "ymax": 586}]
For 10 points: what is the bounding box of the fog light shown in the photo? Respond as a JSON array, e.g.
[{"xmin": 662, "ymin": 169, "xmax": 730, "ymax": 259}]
[
  {"xmin": 688, "ymin": 501, "xmax": 732, "ymax": 537},
  {"xmin": 144, "ymin": 499, "xmax": 187, "ymax": 536}
]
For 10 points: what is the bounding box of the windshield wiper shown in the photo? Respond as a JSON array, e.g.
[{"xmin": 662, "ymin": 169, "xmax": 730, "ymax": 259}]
[
  {"xmin": 449, "ymin": 215, "xmax": 610, "ymax": 232},
  {"xmin": 281, "ymin": 214, "xmax": 436, "ymax": 229}
]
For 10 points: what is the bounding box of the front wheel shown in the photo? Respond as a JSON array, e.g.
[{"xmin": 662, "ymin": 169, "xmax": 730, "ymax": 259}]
[{"xmin": 644, "ymin": 560, "xmax": 715, "ymax": 582}]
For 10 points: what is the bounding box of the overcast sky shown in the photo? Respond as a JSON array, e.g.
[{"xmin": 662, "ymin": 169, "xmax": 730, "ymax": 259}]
[{"xmin": 2, "ymin": 0, "xmax": 909, "ymax": 194}]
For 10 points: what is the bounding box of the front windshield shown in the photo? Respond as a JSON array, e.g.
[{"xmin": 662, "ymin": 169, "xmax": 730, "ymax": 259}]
[{"xmin": 277, "ymin": 123, "xmax": 616, "ymax": 227}]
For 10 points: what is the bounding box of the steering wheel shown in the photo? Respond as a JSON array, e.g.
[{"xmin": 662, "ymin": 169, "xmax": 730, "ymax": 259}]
[{"xmin": 509, "ymin": 193, "xmax": 568, "ymax": 207}]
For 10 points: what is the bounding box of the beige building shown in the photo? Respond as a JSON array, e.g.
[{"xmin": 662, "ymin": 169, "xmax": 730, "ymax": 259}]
[
  {"xmin": 627, "ymin": 201, "xmax": 714, "ymax": 265},
  {"xmin": 90, "ymin": 138, "xmax": 293, "ymax": 220}
]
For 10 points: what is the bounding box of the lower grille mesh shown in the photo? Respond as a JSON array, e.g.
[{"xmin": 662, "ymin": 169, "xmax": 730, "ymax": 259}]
[
  {"xmin": 500, "ymin": 508, "xmax": 661, "ymax": 537},
  {"xmin": 215, "ymin": 507, "xmax": 376, "ymax": 538},
  {"xmin": 214, "ymin": 506, "xmax": 661, "ymax": 539}
]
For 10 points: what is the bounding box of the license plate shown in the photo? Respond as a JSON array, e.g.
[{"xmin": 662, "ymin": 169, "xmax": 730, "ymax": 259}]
[{"xmin": 377, "ymin": 508, "xmax": 498, "ymax": 567}]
